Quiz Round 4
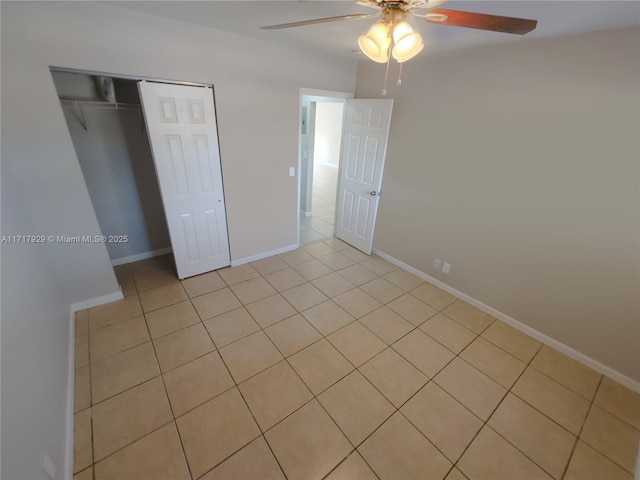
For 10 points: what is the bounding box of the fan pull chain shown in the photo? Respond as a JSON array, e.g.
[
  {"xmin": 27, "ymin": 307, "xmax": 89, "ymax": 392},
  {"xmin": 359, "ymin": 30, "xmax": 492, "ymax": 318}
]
[
  {"xmin": 381, "ymin": 49, "xmax": 392, "ymax": 96},
  {"xmin": 397, "ymin": 62, "xmax": 403, "ymax": 86}
]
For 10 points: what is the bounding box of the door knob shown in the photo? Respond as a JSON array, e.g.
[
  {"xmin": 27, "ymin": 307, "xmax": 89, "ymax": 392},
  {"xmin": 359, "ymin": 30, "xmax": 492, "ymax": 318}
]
[{"xmin": 370, "ymin": 191, "xmax": 382, "ymax": 197}]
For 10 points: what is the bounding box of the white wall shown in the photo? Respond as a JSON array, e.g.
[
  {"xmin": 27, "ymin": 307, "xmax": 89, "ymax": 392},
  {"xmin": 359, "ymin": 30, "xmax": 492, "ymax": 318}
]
[
  {"xmin": 0, "ymin": 2, "xmax": 356, "ymax": 478},
  {"xmin": 356, "ymin": 26, "xmax": 640, "ymax": 382},
  {"xmin": 313, "ymin": 102, "xmax": 344, "ymax": 167}
]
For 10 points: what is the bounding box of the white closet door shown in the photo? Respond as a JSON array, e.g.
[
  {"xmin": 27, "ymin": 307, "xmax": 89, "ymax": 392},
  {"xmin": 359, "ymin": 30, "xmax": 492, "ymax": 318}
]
[
  {"xmin": 336, "ymin": 99, "xmax": 393, "ymax": 254},
  {"xmin": 138, "ymin": 81, "xmax": 230, "ymax": 279}
]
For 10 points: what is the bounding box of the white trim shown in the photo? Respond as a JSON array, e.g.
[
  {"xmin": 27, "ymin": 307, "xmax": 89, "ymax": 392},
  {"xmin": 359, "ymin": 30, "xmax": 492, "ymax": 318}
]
[
  {"xmin": 110, "ymin": 247, "xmax": 172, "ymax": 266},
  {"xmin": 231, "ymin": 243, "xmax": 298, "ymax": 267},
  {"xmin": 63, "ymin": 309, "xmax": 75, "ymax": 480},
  {"xmin": 70, "ymin": 290, "xmax": 124, "ymax": 313},
  {"xmin": 372, "ymin": 248, "xmax": 640, "ymax": 393},
  {"xmin": 300, "ymin": 210, "xmax": 312, "ymax": 218}
]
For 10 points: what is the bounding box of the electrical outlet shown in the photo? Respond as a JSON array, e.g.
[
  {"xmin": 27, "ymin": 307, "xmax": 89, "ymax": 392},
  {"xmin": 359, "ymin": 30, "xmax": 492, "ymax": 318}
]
[
  {"xmin": 442, "ymin": 262, "xmax": 451, "ymax": 274},
  {"xmin": 433, "ymin": 257, "xmax": 441, "ymax": 269}
]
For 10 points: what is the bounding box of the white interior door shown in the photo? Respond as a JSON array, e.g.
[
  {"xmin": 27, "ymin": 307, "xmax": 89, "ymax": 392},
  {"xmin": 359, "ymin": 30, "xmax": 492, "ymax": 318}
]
[
  {"xmin": 335, "ymin": 99, "xmax": 393, "ymax": 254},
  {"xmin": 138, "ymin": 81, "xmax": 230, "ymax": 279}
]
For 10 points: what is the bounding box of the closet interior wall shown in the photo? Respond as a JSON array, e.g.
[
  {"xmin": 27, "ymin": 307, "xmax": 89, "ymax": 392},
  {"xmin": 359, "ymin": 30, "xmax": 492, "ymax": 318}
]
[{"xmin": 51, "ymin": 70, "xmax": 171, "ymax": 265}]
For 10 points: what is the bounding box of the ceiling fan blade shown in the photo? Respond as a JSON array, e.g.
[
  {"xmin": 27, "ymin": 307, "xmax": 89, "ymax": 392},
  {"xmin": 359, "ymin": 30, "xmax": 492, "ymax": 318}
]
[
  {"xmin": 425, "ymin": 9, "xmax": 537, "ymax": 35},
  {"xmin": 408, "ymin": 0, "xmax": 450, "ymax": 10},
  {"xmin": 261, "ymin": 13, "xmax": 378, "ymax": 30}
]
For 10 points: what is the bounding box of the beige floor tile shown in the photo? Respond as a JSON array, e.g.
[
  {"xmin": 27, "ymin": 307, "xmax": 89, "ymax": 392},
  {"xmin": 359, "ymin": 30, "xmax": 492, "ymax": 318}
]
[
  {"xmin": 312, "ymin": 272, "xmax": 356, "ymax": 297},
  {"xmin": 133, "ymin": 267, "xmax": 178, "ymax": 292},
  {"xmin": 89, "ymin": 315, "xmax": 150, "ymax": 362},
  {"xmin": 74, "ymin": 466, "xmax": 93, "ymax": 480},
  {"xmin": 327, "ymin": 321, "xmax": 387, "ymax": 367},
  {"xmin": 278, "ymin": 249, "xmax": 315, "ymax": 266},
  {"xmin": 144, "ymin": 301, "xmax": 200, "ymax": 339},
  {"xmin": 594, "ymin": 377, "xmax": 640, "ymax": 429},
  {"xmin": 481, "ymin": 320, "xmax": 542, "ymax": 362},
  {"xmin": 74, "ymin": 408, "xmax": 92, "ymax": 473},
  {"xmin": 250, "ymin": 255, "xmax": 290, "ymax": 276},
  {"xmin": 264, "ymin": 267, "xmax": 308, "ymax": 292},
  {"xmin": 445, "ymin": 468, "xmax": 468, "ymax": 480},
  {"xmin": 442, "ymin": 300, "xmax": 494, "ymax": 334},
  {"xmin": 282, "ymin": 282, "xmax": 329, "ymax": 311},
  {"xmin": 434, "ymin": 358, "xmax": 506, "ymax": 420},
  {"xmin": 360, "ymin": 277, "xmax": 405, "ymax": 304},
  {"xmin": 218, "ymin": 331, "xmax": 283, "ymax": 383},
  {"xmin": 92, "ymin": 378, "xmax": 173, "ymax": 461},
  {"xmin": 564, "ymin": 440, "xmax": 633, "ymax": 480},
  {"xmin": 383, "ymin": 269, "xmax": 424, "ymax": 291},
  {"xmin": 163, "ymin": 352, "xmax": 234, "ymax": 417},
  {"xmin": 176, "ymin": 388, "xmax": 261, "ymax": 478},
  {"xmin": 265, "ymin": 400, "xmax": 352, "ymax": 480},
  {"xmin": 181, "ymin": 271, "xmax": 226, "ymax": 298},
  {"xmin": 289, "ymin": 339, "xmax": 354, "ymax": 395},
  {"xmin": 401, "ymin": 382, "xmax": 483, "ymax": 462},
  {"xmin": 337, "ymin": 264, "xmax": 379, "ymax": 286},
  {"xmin": 420, "ymin": 313, "xmax": 477, "ymax": 354},
  {"xmin": 410, "ymin": 283, "xmax": 457, "ymax": 311},
  {"xmin": 246, "ymin": 293, "xmax": 297, "ymax": 328},
  {"xmin": 231, "ymin": 277, "xmax": 278, "ymax": 304},
  {"xmin": 192, "ymin": 287, "xmax": 242, "ymax": 320},
  {"xmin": 75, "ymin": 309, "xmax": 89, "ymax": 336},
  {"xmin": 239, "ymin": 361, "xmax": 313, "ymax": 430},
  {"xmin": 217, "ymin": 264, "xmax": 260, "ymax": 285},
  {"xmin": 326, "ymin": 452, "xmax": 378, "ymax": 480},
  {"xmin": 318, "ymin": 252, "xmax": 357, "ymax": 270},
  {"xmin": 488, "ymin": 393, "xmax": 576, "ymax": 478},
  {"xmin": 302, "ymin": 242, "xmax": 337, "ymax": 258},
  {"xmin": 458, "ymin": 426, "xmax": 552, "ymax": 480},
  {"xmin": 301, "ymin": 300, "xmax": 355, "ymax": 336},
  {"xmin": 204, "ymin": 307, "xmax": 260, "ymax": 348},
  {"xmin": 94, "ymin": 423, "xmax": 190, "ymax": 480},
  {"xmin": 580, "ymin": 405, "xmax": 640, "ymax": 473},
  {"xmin": 387, "ymin": 293, "xmax": 438, "ymax": 326},
  {"xmin": 153, "ymin": 323, "xmax": 215, "ymax": 372},
  {"xmin": 318, "ymin": 371, "xmax": 395, "ymax": 446},
  {"xmin": 139, "ymin": 282, "xmax": 188, "ymax": 313},
  {"xmin": 359, "ymin": 306, "xmax": 414, "ymax": 344},
  {"xmin": 75, "ymin": 365, "xmax": 91, "ymax": 412},
  {"xmin": 88, "ymin": 296, "xmax": 142, "ymax": 331},
  {"xmin": 91, "ymin": 342, "xmax": 160, "ymax": 403},
  {"xmin": 334, "ymin": 289, "xmax": 382, "ymax": 319},
  {"xmin": 294, "ymin": 259, "xmax": 333, "ymax": 280},
  {"xmin": 460, "ymin": 337, "xmax": 526, "ymax": 388},
  {"xmin": 531, "ymin": 346, "xmax": 602, "ymax": 400},
  {"xmin": 340, "ymin": 246, "xmax": 371, "ymax": 262},
  {"xmin": 323, "ymin": 237, "xmax": 351, "ymax": 251},
  {"xmin": 359, "ymin": 348, "xmax": 428, "ymax": 408},
  {"xmin": 200, "ymin": 436, "xmax": 285, "ymax": 480},
  {"xmin": 116, "ymin": 270, "xmax": 137, "ymax": 297},
  {"xmin": 392, "ymin": 329, "xmax": 455, "ymax": 378},
  {"xmin": 130, "ymin": 254, "xmax": 173, "ymax": 273},
  {"xmin": 359, "ymin": 412, "xmax": 452, "ymax": 480},
  {"xmin": 512, "ymin": 367, "xmax": 590, "ymax": 435},
  {"xmin": 75, "ymin": 336, "xmax": 89, "ymax": 369},
  {"xmin": 360, "ymin": 257, "xmax": 398, "ymax": 275},
  {"xmin": 264, "ymin": 314, "xmax": 322, "ymax": 357}
]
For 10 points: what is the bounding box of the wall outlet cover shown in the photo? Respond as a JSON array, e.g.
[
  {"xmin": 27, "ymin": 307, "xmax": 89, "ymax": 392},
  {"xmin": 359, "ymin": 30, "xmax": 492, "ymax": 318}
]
[{"xmin": 443, "ymin": 262, "xmax": 451, "ymax": 274}]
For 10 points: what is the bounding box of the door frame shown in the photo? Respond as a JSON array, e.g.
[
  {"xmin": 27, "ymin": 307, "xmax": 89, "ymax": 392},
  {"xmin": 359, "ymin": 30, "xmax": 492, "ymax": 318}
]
[{"xmin": 297, "ymin": 88, "xmax": 353, "ymax": 246}]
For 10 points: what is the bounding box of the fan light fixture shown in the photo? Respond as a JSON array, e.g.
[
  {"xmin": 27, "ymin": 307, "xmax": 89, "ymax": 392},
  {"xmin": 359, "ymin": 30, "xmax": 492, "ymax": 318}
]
[{"xmin": 358, "ymin": 11, "xmax": 424, "ymax": 65}]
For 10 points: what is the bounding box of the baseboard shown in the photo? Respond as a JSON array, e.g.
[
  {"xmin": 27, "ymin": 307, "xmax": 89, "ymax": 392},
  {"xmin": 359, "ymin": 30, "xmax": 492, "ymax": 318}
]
[
  {"xmin": 70, "ymin": 290, "xmax": 124, "ymax": 313},
  {"xmin": 110, "ymin": 247, "xmax": 172, "ymax": 266},
  {"xmin": 231, "ymin": 243, "xmax": 299, "ymax": 267},
  {"xmin": 372, "ymin": 248, "xmax": 640, "ymax": 393}
]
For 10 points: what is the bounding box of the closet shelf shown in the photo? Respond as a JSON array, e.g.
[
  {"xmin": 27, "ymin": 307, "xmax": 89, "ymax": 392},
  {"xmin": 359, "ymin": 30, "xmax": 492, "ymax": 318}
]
[{"xmin": 59, "ymin": 97, "xmax": 142, "ymax": 131}]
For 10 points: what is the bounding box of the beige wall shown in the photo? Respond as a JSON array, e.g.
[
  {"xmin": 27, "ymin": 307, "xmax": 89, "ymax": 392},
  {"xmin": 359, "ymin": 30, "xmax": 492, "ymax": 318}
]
[{"xmin": 356, "ymin": 27, "xmax": 640, "ymax": 381}]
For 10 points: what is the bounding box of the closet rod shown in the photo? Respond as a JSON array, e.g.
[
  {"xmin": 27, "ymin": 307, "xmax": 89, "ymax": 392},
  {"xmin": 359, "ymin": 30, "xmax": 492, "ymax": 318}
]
[{"xmin": 59, "ymin": 98, "xmax": 142, "ymax": 131}]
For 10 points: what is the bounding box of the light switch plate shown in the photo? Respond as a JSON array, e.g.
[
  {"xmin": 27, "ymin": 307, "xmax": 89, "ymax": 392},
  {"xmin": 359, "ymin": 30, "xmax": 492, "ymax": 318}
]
[{"xmin": 289, "ymin": 167, "xmax": 295, "ymax": 177}]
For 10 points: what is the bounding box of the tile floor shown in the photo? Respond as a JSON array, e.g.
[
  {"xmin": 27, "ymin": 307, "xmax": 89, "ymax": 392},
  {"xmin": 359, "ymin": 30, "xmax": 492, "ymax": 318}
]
[
  {"xmin": 74, "ymin": 239, "xmax": 640, "ymax": 480},
  {"xmin": 300, "ymin": 162, "xmax": 338, "ymax": 244}
]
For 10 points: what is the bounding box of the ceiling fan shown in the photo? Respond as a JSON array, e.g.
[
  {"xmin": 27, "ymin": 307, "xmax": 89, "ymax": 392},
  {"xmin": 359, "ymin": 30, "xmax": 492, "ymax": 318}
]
[{"xmin": 261, "ymin": 1, "xmax": 537, "ymax": 91}]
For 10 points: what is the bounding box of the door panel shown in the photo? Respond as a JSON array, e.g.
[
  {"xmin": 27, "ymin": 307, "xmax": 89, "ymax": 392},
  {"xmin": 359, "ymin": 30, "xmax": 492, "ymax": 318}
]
[
  {"xmin": 336, "ymin": 99, "xmax": 393, "ymax": 254},
  {"xmin": 138, "ymin": 81, "xmax": 230, "ymax": 279}
]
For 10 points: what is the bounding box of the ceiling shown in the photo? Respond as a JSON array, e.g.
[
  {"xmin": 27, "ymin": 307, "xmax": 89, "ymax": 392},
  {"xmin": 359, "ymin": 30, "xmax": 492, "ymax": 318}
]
[{"xmin": 113, "ymin": 1, "xmax": 640, "ymax": 60}]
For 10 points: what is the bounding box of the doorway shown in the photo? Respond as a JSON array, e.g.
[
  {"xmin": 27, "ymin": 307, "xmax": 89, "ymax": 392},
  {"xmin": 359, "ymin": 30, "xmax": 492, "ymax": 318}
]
[{"xmin": 298, "ymin": 89, "xmax": 353, "ymax": 245}]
